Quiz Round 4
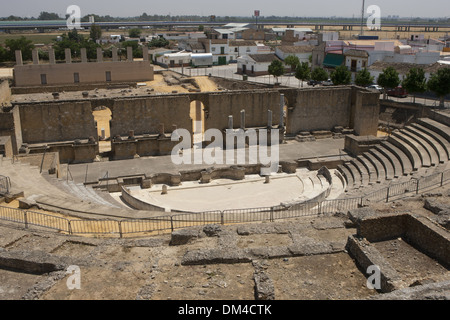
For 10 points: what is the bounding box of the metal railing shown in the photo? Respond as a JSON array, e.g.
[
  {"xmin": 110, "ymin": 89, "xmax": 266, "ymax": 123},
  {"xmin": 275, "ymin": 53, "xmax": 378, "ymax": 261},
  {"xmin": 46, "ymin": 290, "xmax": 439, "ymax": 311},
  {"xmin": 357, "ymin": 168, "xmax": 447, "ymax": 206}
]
[{"xmin": 0, "ymin": 169, "xmax": 449, "ymax": 238}]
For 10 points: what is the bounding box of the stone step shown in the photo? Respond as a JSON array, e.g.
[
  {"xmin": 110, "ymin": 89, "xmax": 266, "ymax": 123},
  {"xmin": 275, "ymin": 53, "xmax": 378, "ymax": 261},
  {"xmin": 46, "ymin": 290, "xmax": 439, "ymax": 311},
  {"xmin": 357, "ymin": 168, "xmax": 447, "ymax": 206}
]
[
  {"xmin": 361, "ymin": 153, "xmax": 384, "ymax": 183},
  {"xmin": 387, "ymin": 135, "xmax": 421, "ymax": 171},
  {"xmin": 5, "ymin": 163, "xmax": 69, "ymax": 199},
  {"xmin": 369, "ymin": 149, "xmax": 396, "ymax": 180},
  {"xmin": 331, "ymin": 170, "xmax": 347, "ymax": 197},
  {"xmin": 405, "ymin": 126, "xmax": 446, "ymax": 164},
  {"xmin": 375, "ymin": 145, "xmax": 405, "ymax": 177},
  {"xmin": 417, "ymin": 118, "xmax": 450, "ymax": 142},
  {"xmin": 309, "ymin": 175, "xmax": 323, "ymax": 190},
  {"xmin": 381, "ymin": 141, "xmax": 413, "ymax": 175},
  {"xmin": 352, "ymin": 158, "xmax": 372, "ymax": 186},
  {"xmin": 344, "ymin": 162, "xmax": 362, "ymax": 190},
  {"xmin": 337, "ymin": 165, "xmax": 353, "ymax": 192},
  {"xmin": 393, "ymin": 131, "xmax": 432, "ymax": 168},
  {"xmin": 400, "ymin": 129, "xmax": 438, "ymax": 167},
  {"xmin": 411, "ymin": 123, "xmax": 450, "ymax": 161}
]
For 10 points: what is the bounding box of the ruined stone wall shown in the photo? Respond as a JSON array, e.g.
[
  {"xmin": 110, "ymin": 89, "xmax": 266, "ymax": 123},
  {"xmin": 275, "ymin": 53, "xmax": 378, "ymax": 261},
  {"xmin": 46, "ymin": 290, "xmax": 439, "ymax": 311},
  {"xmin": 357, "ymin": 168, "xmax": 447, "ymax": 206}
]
[
  {"xmin": 109, "ymin": 96, "xmax": 192, "ymax": 137},
  {"xmin": 205, "ymin": 90, "xmax": 281, "ymax": 131},
  {"xmin": 285, "ymin": 86, "xmax": 379, "ymax": 136},
  {"xmin": 286, "ymin": 87, "xmax": 353, "ymax": 134},
  {"xmin": 0, "ymin": 79, "xmax": 11, "ymax": 106},
  {"xmin": 351, "ymin": 88, "xmax": 381, "ymax": 136},
  {"xmin": 12, "ymin": 86, "xmax": 381, "ymax": 162},
  {"xmin": 13, "ymin": 61, "xmax": 154, "ymax": 87},
  {"xmin": 18, "ymin": 101, "xmax": 96, "ymax": 144},
  {"xmin": 0, "ymin": 106, "xmax": 21, "ymax": 153}
]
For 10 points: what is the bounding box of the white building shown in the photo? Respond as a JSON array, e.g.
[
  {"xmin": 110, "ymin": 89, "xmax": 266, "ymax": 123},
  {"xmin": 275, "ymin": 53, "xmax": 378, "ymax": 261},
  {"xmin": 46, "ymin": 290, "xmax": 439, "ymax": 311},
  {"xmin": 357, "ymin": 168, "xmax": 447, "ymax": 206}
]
[
  {"xmin": 344, "ymin": 49, "xmax": 369, "ymax": 72},
  {"xmin": 229, "ymin": 40, "xmax": 259, "ymax": 62},
  {"xmin": 156, "ymin": 51, "xmax": 192, "ymax": 68},
  {"xmin": 199, "ymin": 39, "xmax": 232, "ymax": 65},
  {"xmin": 275, "ymin": 46, "xmax": 314, "ymax": 65},
  {"xmin": 368, "ymin": 61, "xmax": 449, "ymax": 82},
  {"xmin": 237, "ymin": 54, "xmax": 283, "ymax": 76},
  {"xmin": 211, "ymin": 29, "xmax": 236, "ymax": 40},
  {"xmin": 271, "ymin": 27, "xmax": 313, "ymax": 38}
]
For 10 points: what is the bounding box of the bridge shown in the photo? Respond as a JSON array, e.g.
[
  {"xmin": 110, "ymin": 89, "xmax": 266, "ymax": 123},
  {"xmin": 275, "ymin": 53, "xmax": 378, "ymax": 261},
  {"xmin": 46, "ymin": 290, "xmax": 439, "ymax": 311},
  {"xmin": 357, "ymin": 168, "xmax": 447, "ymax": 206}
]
[{"xmin": 0, "ymin": 20, "xmax": 449, "ymax": 33}]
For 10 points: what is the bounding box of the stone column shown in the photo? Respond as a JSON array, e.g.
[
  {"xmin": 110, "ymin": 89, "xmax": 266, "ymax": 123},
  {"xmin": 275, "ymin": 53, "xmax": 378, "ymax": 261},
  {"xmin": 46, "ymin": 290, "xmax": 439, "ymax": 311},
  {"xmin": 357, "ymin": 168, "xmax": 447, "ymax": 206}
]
[
  {"xmin": 15, "ymin": 50, "xmax": 23, "ymax": 66},
  {"xmin": 279, "ymin": 94, "xmax": 285, "ymax": 128},
  {"xmin": 267, "ymin": 110, "xmax": 273, "ymax": 128},
  {"xmin": 240, "ymin": 110, "xmax": 246, "ymax": 130},
  {"xmin": 32, "ymin": 49, "xmax": 39, "ymax": 65},
  {"xmin": 48, "ymin": 47, "xmax": 56, "ymax": 64},
  {"xmin": 159, "ymin": 124, "xmax": 165, "ymax": 137},
  {"xmin": 97, "ymin": 47, "xmax": 103, "ymax": 63},
  {"xmin": 127, "ymin": 47, "xmax": 133, "ymax": 62},
  {"xmin": 65, "ymin": 48, "xmax": 72, "ymax": 64},
  {"xmin": 143, "ymin": 47, "xmax": 149, "ymax": 61},
  {"xmin": 228, "ymin": 115, "xmax": 233, "ymax": 130},
  {"xmin": 80, "ymin": 48, "xmax": 88, "ymax": 63},
  {"xmin": 112, "ymin": 47, "xmax": 118, "ymax": 62}
]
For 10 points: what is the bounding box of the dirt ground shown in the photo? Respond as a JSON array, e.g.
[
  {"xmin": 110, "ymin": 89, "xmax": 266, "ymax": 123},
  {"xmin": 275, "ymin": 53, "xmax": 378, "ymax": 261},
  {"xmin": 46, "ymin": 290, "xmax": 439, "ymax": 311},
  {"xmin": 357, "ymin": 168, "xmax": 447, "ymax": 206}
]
[{"xmin": 372, "ymin": 238, "xmax": 450, "ymax": 286}]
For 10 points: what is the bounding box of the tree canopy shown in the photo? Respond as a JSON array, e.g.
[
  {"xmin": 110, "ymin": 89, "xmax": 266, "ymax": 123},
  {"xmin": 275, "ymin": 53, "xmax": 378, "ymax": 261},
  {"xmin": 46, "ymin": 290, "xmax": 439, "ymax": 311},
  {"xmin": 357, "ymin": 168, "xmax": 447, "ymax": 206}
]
[
  {"xmin": 148, "ymin": 37, "xmax": 169, "ymax": 48},
  {"xmin": 294, "ymin": 62, "xmax": 311, "ymax": 87},
  {"xmin": 311, "ymin": 67, "xmax": 329, "ymax": 82},
  {"xmin": 53, "ymin": 32, "xmax": 99, "ymax": 60},
  {"xmin": 427, "ymin": 68, "xmax": 450, "ymax": 108},
  {"xmin": 402, "ymin": 67, "xmax": 427, "ymax": 103},
  {"xmin": 38, "ymin": 12, "xmax": 62, "ymax": 20},
  {"xmin": 284, "ymin": 55, "xmax": 300, "ymax": 72},
  {"xmin": 129, "ymin": 28, "xmax": 142, "ymax": 38},
  {"xmin": 4, "ymin": 36, "xmax": 35, "ymax": 61},
  {"xmin": 330, "ymin": 65, "xmax": 352, "ymax": 85},
  {"xmin": 90, "ymin": 24, "xmax": 103, "ymax": 42},
  {"xmin": 354, "ymin": 68, "xmax": 374, "ymax": 87},
  {"xmin": 377, "ymin": 66, "xmax": 400, "ymax": 99},
  {"xmin": 268, "ymin": 59, "xmax": 285, "ymax": 83}
]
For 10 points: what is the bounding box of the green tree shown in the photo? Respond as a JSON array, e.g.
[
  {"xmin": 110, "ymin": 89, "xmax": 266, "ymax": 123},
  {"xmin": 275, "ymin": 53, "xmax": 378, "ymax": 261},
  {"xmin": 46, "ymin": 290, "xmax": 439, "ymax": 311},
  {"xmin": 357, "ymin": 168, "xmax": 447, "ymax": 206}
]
[
  {"xmin": 0, "ymin": 46, "xmax": 7, "ymax": 62},
  {"xmin": 4, "ymin": 36, "xmax": 35, "ymax": 61},
  {"xmin": 90, "ymin": 24, "xmax": 102, "ymax": 42},
  {"xmin": 148, "ymin": 37, "xmax": 169, "ymax": 48},
  {"xmin": 311, "ymin": 67, "xmax": 329, "ymax": 82},
  {"xmin": 139, "ymin": 13, "xmax": 149, "ymax": 21},
  {"xmin": 402, "ymin": 67, "xmax": 427, "ymax": 104},
  {"xmin": 284, "ymin": 55, "xmax": 300, "ymax": 73},
  {"xmin": 129, "ymin": 28, "xmax": 142, "ymax": 38},
  {"xmin": 67, "ymin": 29, "xmax": 84, "ymax": 43},
  {"xmin": 295, "ymin": 62, "xmax": 311, "ymax": 87},
  {"xmin": 268, "ymin": 59, "xmax": 285, "ymax": 84},
  {"xmin": 354, "ymin": 68, "xmax": 374, "ymax": 87},
  {"xmin": 427, "ymin": 68, "xmax": 450, "ymax": 108},
  {"xmin": 53, "ymin": 32, "xmax": 100, "ymax": 61},
  {"xmin": 330, "ymin": 65, "xmax": 352, "ymax": 85},
  {"xmin": 377, "ymin": 66, "xmax": 400, "ymax": 99},
  {"xmin": 38, "ymin": 12, "xmax": 61, "ymax": 20},
  {"xmin": 198, "ymin": 25, "xmax": 204, "ymax": 32},
  {"xmin": 121, "ymin": 41, "xmax": 142, "ymax": 58}
]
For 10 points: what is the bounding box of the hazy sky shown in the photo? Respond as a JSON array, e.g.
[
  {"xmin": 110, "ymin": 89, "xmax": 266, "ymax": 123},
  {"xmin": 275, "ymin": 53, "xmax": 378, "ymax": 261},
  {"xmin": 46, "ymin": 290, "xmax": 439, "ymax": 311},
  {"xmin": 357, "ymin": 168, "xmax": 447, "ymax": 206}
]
[{"xmin": 3, "ymin": 0, "xmax": 448, "ymax": 18}]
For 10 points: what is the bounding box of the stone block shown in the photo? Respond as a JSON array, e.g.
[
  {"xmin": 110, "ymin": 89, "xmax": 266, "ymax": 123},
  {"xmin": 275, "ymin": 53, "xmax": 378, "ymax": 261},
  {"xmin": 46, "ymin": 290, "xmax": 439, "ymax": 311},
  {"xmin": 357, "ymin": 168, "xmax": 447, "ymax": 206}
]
[{"xmin": 170, "ymin": 227, "xmax": 204, "ymax": 246}]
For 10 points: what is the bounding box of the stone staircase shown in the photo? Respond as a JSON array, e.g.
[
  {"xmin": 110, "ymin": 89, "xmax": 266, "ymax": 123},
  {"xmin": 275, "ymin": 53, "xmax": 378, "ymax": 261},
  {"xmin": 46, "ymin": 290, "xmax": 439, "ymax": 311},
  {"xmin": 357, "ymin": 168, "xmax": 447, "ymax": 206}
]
[
  {"xmin": 0, "ymin": 159, "xmax": 125, "ymax": 213},
  {"xmin": 337, "ymin": 117, "xmax": 450, "ymax": 197}
]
